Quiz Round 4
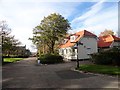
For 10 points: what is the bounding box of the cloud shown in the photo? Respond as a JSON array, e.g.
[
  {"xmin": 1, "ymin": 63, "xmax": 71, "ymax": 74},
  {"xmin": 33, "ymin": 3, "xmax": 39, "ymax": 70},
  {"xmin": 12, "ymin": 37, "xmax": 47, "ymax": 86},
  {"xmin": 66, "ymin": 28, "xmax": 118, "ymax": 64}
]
[
  {"xmin": 71, "ymin": 0, "xmax": 105, "ymax": 24},
  {"xmin": 0, "ymin": 0, "xmax": 118, "ymax": 52},
  {"xmin": 70, "ymin": 1, "xmax": 118, "ymax": 36},
  {"xmin": 0, "ymin": 1, "xmax": 81, "ymax": 52}
]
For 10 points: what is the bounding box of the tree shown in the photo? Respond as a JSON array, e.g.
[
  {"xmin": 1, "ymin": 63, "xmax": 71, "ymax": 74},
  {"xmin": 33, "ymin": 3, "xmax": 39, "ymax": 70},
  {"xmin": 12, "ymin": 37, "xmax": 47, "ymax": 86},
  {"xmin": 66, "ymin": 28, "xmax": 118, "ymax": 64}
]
[
  {"xmin": 99, "ymin": 29, "xmax": 114, "ymax": 36},
  {"xmin": 30, "ymin": 13, "xmax": 71, "ymax": 54},
  {"xmin": 0, "ymin": 21, "xmax": 21, "ymax": 57},
  {"xmin": 0, "ymin": 21, "xmax": 11, "ymax": 63}
]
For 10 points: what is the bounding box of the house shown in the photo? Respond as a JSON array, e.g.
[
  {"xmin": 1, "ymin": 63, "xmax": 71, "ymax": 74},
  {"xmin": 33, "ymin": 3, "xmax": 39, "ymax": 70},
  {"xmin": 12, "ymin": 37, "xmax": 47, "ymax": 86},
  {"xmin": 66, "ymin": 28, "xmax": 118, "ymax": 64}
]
[
  {"xmin": 98, "ymin": 34, "xmax": 120, "ymax": 50},
  {"xmin": 15, "ymin": 45, "xmax": 31, "ymax": 57},
  {"xmin": 59, "ymin": 30, "xmax": 98, "ymax": 61}
]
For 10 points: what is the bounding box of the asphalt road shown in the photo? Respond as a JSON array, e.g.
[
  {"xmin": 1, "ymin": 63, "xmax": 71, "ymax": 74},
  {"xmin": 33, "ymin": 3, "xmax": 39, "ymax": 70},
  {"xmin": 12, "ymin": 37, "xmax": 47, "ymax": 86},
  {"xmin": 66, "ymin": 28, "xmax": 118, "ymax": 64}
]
[{"xmin": 2, "ymin": 57, "xmax": 119, "ymax": 89}]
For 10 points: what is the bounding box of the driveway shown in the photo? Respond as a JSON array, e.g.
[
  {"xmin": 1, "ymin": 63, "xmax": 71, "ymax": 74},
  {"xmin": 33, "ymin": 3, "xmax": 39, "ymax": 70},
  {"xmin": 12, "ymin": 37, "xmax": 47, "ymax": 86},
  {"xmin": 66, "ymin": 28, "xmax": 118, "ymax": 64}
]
[{"xmin": 2, "ymin": 57, "xmax": 119, "ymax": 89}]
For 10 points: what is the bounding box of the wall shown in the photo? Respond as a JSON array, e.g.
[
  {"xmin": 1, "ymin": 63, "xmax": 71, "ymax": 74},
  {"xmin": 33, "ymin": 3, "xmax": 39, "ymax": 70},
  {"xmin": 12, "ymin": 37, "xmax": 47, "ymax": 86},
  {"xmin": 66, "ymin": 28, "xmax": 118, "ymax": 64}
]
[
  {"xmin": 111, "ymin": 41, "xmax": 120, "ymax": 47},
  {"xmin": 78, "ymin": 45, "xmax": 89, "ymax": 59},
  {"xmin": 78, "ymin": 36, "xmax": 98, "ymax": 59},
  {"xmin": 80, "ymin": 36, "xmax": 98, "ymax": 54}
]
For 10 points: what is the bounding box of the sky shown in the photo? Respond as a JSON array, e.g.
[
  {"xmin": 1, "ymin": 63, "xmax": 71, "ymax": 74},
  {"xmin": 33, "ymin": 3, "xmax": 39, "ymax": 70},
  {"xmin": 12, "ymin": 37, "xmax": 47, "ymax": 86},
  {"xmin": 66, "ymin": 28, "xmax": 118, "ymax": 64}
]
[{"xmin": 0, "ymin": 0, "xmax": 119, "ymax": 52}]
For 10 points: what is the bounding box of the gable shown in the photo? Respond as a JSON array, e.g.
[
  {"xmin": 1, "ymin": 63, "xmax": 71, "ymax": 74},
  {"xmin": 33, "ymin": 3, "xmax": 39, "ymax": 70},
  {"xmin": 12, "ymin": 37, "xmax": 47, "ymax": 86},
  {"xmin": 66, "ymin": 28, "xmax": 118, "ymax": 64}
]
[{"xmin": 60, "ymin": 30, "xmax": 97, "ymax": 48}]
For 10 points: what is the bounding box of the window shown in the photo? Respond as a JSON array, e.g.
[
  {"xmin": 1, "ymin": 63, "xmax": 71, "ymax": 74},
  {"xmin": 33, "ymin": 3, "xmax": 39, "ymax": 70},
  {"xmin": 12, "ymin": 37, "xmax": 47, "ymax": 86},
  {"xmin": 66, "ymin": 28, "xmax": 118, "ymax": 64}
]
[
  {"xmin": 87, "ymin": 47, "xmax": 91, "ymax": 49},
  {"xmin": 62, "ymin": 49, "xmax": 64, "ymax": 53},
  {"xmin": 64, "ymin": 39, "xmax": 68, "ymax": 44},
  {"xmin": 72, "ymin": 48, "xmax": 75, "ymax": 56},
  {"xmin": 72, "ymin": 48, "xmax": 75, "ymax": 53},
  {"xmin": 70, "ymin": 36, "xmax": 75, "ymax": 42},
  {"xmin": 66, "ymin": 49, "xmax": 68, "ymax": 54},
  {"xmin": 86, "ymin": 46, "xmax": 91, "ymax": 54},
  {"xmin": 69, "ymin": 49, "xmax": 72, "ymax": 53}
]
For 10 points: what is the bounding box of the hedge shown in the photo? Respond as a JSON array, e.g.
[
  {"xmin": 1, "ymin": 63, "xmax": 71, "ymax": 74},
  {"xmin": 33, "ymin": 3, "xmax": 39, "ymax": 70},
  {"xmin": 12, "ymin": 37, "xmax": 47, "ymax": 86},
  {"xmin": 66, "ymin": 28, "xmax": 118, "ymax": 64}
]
[
  {"xmin": 90, "ymin": 47, "xmax": 120, "ymax": 66},
  {"xmin": 39, "ymin": 54, "xmax": 64, "ymax": 64}
]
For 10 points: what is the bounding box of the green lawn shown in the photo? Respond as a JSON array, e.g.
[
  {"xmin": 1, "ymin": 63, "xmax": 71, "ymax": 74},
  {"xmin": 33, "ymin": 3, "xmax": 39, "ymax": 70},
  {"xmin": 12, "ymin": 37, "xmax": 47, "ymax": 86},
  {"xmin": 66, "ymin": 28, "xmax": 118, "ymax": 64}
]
[
  {"xmin": 4, "ymin": 58, "xmax": 24, "ymax": 63},
  {"xmin": 77, "ymin": 64, "xmax": 120, "ymax": 75}
]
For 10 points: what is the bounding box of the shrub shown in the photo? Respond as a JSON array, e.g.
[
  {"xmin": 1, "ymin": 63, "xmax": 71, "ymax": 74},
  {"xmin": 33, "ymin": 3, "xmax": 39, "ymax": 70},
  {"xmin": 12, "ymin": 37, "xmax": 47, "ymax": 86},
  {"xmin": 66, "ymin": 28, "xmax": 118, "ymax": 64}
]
[
  {"xmin": 39, "ymin": 54, "xmax": 64, "ymax": 64},
  {"xmin": 91, "ymin": 47, "xmax": 120, "ymax": 66},
  {"xmin": 91, "ymin": 52, "xmax": 112, "ymax": 65}
]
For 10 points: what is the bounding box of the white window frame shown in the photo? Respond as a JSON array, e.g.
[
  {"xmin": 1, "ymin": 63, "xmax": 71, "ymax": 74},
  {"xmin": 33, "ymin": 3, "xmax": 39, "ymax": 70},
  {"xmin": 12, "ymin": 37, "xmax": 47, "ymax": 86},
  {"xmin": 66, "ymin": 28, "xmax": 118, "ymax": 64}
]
[{"xmin": 70, "ymin": 36, "xmax": 75, "ymax": 42}]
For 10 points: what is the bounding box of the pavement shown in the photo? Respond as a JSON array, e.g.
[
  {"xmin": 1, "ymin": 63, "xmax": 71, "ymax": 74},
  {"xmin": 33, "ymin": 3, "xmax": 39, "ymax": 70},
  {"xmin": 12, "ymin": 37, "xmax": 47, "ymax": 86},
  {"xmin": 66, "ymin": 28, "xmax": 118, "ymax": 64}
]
[{"xmin": 2, "ymin": 57, "xmax": 119, "ymax": 89}]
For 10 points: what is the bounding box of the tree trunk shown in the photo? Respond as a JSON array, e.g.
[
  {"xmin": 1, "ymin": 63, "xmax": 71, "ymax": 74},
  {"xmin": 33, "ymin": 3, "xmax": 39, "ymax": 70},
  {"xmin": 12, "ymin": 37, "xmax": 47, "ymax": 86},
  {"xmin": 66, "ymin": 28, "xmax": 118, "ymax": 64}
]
[
  {"xmin": 51, "ymin": 43, "xmax": 54, "ymax": 53},
  {"xmin": 46, "ymin": 40, "xmax": 55, "ymax": 54}
]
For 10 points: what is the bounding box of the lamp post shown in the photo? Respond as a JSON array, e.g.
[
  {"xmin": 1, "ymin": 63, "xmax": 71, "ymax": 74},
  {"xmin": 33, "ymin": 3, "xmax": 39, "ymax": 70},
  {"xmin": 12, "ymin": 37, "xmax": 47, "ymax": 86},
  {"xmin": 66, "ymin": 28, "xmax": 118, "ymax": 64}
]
[
  {"xmin": 71, "ymin": 41, "xmax": 82, "ymax": 68},
  {"xmin": 1, "ymin": 30, "xmax": 5, "ymax": 65},
  {"xmin": 76, "ymin": 42, "xmax": 79, "ymax": 68},
  {"xmin": 70, "ymin": 35, "xmax": 83, "ymax": 68},
  {"xmin": 73, "ymin": 41, "xmax": 83, "ymax": 68}
]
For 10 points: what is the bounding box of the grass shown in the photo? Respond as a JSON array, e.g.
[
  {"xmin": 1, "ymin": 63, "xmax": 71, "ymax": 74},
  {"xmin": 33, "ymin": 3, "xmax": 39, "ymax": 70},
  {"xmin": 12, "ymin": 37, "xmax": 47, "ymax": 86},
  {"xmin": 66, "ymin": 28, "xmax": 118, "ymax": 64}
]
[
  {"xmin": 4, "ymin": 58, "xmax": 24, "ymax": 63},
  {"xmin": 77, "ymin": 64, "xmax": 120, "ymax": 75}
]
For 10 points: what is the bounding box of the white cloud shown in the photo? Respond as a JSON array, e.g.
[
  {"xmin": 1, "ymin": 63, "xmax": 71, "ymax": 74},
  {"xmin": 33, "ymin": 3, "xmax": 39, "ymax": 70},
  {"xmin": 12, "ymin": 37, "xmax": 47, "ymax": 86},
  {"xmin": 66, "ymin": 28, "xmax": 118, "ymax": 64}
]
[
  {"xmin": 0, "ymin": 1, "xmax": 80, "ymax": 52},
  {"xmin": 71, "ymin": 1, "xmax": 118, "ymax": 36},
  {"xmin": 0, "ymin": 0, "xmax": 118, "ymax": 52},
  {"xmin": 11, "ymin": 27, "xmax": 34, "ymax": 50},
  {"xmin": 71, "ymin": 0, "xmax": 105, "ymax": 23}
]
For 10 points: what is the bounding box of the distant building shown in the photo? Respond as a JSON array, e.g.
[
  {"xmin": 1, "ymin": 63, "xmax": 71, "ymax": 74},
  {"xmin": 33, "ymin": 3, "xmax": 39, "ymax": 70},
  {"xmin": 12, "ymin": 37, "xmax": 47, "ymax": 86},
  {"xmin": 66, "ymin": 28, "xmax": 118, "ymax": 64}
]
[
  {"xmin": 98, "ymin": 34, "xmax": 120, "ymax": 50},
  {"xmin": 16, "ymin": 45, "xmax": 31, "ymax": 57}
]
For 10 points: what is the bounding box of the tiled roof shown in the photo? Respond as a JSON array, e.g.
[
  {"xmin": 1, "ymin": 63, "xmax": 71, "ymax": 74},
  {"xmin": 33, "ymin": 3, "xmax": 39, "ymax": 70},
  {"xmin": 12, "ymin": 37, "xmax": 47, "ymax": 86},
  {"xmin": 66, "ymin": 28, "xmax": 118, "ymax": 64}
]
[
  {"xmin": 60, "ymin": 30, "xmax": 97, "ymax": 48},
  {"xmin": 98, "ymin": 34, "xmax": 120, "ymax": 48},
  {"xmin": 112, "ymin": 35, "xmax": 120, "ymax": 41},
  {"xmin": 98, "ymin": 41, "xmax": 113, "ymax": 48}
]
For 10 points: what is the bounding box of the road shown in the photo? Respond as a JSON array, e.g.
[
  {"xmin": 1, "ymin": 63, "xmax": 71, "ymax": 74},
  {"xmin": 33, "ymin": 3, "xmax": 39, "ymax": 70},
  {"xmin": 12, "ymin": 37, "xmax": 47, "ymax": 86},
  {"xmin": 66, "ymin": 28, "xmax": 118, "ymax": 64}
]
[{"xmin": 2, "ymin": 57, "xmax": 119, "ymax": 89}]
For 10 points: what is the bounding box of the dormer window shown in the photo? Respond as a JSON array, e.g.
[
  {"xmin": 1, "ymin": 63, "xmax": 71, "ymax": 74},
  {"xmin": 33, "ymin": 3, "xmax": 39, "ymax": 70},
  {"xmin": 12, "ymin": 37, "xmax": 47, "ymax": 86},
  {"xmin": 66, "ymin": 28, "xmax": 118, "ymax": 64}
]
[
  {"xmin": 70, "ymin": 35, "xmax": 76, "ymax": 42},
  {"xmin": 64, "ymin": 39, "xmax": 68, "ymax": 44}
]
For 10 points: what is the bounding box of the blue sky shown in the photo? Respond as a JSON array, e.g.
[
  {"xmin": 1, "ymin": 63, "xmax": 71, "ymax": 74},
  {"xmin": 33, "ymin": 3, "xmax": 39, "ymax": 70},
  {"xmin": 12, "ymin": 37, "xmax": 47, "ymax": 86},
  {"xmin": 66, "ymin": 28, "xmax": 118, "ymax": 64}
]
[{"xmin": 0, "ymin": 0, "xmax": 119, "ymax": 52}]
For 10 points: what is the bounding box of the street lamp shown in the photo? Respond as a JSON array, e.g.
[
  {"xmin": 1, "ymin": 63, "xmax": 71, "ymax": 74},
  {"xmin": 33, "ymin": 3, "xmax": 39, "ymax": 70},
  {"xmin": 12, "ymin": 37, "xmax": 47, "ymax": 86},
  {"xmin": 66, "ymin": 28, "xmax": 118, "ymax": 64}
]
[
  {"xmin": 70, "ymin": 40, "xmax": 83, "ymax": 69},
  {"xmin": 70, "ymin": 35, "xmax": 83, "ymax": 68},
  {"xmin": 76, "ymin": 42, "xmax": 79, "ymax": 68},
  {"xmin": 74, "ymin": 41, "xmax": 83, "ymax": 68}
]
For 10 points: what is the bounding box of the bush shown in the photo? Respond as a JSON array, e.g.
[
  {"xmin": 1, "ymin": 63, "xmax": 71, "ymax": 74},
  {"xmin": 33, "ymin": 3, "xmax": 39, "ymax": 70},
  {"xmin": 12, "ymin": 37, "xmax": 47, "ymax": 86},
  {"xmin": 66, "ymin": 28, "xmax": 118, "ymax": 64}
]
[
  {"xmin": 39, "ymin": 54, "xmax": 64, "ymax": 64},
  {"xmin": 91, "ymin": 47, "xmax": 120, "ymax": 66}
]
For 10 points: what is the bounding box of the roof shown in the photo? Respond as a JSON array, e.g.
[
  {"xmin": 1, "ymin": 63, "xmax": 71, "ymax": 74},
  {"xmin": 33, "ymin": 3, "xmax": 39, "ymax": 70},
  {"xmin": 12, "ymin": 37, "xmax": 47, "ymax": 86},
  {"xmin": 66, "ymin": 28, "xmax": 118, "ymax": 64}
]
[
  {"xmin": 98, "ymin": 34, "xmax": 120, "ymax": 48},
  {"xmin": 60, "ymin": 30, "xmax": 97, "ymax": 48}
]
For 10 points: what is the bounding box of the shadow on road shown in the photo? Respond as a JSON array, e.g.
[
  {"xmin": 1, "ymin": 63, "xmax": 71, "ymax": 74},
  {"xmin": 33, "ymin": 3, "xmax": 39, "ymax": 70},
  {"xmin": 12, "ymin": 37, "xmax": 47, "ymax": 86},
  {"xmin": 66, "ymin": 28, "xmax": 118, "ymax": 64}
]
[{"xmin": 56, "ymin": 70, "xmax": 97, "ymax": 79}]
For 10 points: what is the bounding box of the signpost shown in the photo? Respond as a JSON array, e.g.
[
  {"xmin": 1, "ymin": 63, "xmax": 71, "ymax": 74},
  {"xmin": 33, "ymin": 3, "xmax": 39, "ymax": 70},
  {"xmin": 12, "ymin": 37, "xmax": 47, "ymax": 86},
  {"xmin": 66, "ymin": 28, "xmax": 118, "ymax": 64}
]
[
  {"xmin": 73, "ymin": 41, "xmax": 83, "ymax": 68},
  {"xmin": 70, "ymin": 35, "xmax": 83, "ymax": 68},
  {"xmin": 76, "ymin": 42, "xmax": 79, "ymax": 68}
]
